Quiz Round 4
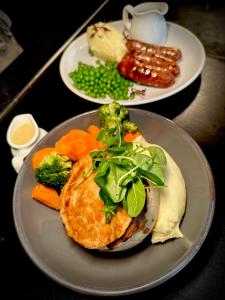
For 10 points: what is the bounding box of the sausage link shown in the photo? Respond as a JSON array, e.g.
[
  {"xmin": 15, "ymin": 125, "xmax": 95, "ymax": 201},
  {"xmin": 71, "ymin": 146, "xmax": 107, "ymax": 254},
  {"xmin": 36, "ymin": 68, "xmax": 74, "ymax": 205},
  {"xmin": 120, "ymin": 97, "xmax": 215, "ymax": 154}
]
[
  {"xmin": 131, "ymin": 50, "xmax": 180, "ymax": 76},
  {"xmin": 117, "ymin": 55, "xmax": 175, "ymax": 88},
  {"xmin": 126, "ymin": 39, "xmax": 182, "ymax": 61}
]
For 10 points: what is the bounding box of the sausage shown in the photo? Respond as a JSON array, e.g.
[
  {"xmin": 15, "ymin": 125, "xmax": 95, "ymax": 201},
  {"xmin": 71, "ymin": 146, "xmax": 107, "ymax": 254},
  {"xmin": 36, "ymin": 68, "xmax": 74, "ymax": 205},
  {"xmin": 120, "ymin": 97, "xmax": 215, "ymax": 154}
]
[
  {"xmin": 117, "ymin": 54, "xmax": 175, "ymax": 88},
  {"xmin": 126, "ymin": 39, "xmax": 182, "ymax": 61},
  {"xmin": 131, "ymin": 50, "xmax": 180, "ymax": 76}
]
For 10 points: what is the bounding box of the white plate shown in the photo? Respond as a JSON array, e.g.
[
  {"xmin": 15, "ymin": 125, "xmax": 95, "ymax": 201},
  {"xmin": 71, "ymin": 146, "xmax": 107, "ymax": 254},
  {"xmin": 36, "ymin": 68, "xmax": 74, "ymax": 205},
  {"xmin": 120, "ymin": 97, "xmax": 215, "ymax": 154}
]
[{"xmin": 59, "ymin": 21, "xmax": 205, "ymax": 106}]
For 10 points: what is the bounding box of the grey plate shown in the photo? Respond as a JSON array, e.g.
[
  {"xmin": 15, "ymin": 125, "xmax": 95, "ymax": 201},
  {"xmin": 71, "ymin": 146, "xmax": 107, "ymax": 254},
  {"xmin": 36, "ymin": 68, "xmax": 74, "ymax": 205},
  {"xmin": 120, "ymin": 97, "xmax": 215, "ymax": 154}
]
[{"xmin": 13, "ymin": 109, "xmax": 215, "ymax": 296}]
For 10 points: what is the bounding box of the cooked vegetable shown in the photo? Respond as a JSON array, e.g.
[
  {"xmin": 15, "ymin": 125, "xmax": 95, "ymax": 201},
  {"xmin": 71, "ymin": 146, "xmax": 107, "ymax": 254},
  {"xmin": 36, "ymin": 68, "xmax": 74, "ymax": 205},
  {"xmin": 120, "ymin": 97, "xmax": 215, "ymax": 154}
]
[
  {"xmin": 87, "ymin": 22, "xmax": 127, "ymax": 62},
  {"xmin": 125, "ymin": 178, "xmax": 146, "ymax": 217},
  {"xmin": 90, "ymin": 122, "xmax": 167, "ymax": 222},
  {"xmin": 98, "ymin": 101, "xmax": 138, "ymax": 133},
  {"xmin": 87, "ymin": 124, "xmax": 100, "ymax": 139},
  {"xmin": 32, "ymin": 147, "xmax": 55, "ymax": 169},
  {"xmin": 55, "ymin": 129, "xmax": 98, "ymax": 161},
  {"xmin": 87, "ymin": 125, "xmax": 104, "ymax": 149},
  {"xmin": 69, "ymin": 61, "xmax": 133, "ymax": 100},
  {"xmin": 123, "ymin": 131, "xmax": 141, "ymax": 142},
  {"xmin": 35, "ymin": 151, "xmax": 72, "ymax": 190},
  {"xmin": 122, "ymin": 120, "xmax": 138, "ymax": 133},
  {"xmin": 32, "ymin": 183, "xmax": 61, "ymax": 210}
]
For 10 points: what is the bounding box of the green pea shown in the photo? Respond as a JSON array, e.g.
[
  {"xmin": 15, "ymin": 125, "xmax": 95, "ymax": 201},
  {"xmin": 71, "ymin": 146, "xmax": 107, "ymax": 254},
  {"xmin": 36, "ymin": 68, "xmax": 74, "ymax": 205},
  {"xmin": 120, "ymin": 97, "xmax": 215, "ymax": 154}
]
[{"xmin": 69, "ymin": 60, "xmax": 134, "ymax": 100}]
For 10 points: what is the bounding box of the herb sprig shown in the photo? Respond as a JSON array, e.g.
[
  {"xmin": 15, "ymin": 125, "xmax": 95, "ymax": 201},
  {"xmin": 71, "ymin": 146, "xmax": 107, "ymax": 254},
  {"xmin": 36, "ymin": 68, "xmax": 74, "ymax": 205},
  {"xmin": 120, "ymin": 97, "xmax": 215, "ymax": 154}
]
[{"xmin": 90, "ymin": 124, "xmax": 166, "ymax": 223}]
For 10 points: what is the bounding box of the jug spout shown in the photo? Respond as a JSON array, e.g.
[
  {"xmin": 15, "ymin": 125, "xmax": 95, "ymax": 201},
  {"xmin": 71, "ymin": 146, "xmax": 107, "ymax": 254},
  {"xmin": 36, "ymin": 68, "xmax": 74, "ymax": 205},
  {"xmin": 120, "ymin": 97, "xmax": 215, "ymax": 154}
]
[
  {"xmin": 152, "ymin": 2, "xmax": 169, "ymax": 15},
  {"xmin": 135, "ymin": 2, "xmax": 168, "ymax": 16}
]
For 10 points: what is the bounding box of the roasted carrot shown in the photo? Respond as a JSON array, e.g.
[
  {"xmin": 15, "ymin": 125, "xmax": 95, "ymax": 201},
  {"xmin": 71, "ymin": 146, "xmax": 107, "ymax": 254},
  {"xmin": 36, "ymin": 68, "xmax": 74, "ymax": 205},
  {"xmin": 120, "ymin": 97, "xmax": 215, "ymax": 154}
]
[
  {"xmin": 87, "ymin": 125, "xmax": 100, "ymax": 138},
  {"xmin": 55, "ymin": 129, "xmax": 98, "ymax": 161},
  {"xmin": 123, "ymin": 131, "xmax": 141, "ymax": 142},
  {"xmin": 55, "ymin": 140, "xmax": 78, "ymax": 161},
  {"xmin": 87, "ymin": 125, "xmax": 106, "ymax": 149},
  {"xmin": 32, "ymin": 183, "xmax": 61, "ymax": 210},
  {"xmin": 32, "ymin": 147, "xmax": 55, "ymax": 169}
]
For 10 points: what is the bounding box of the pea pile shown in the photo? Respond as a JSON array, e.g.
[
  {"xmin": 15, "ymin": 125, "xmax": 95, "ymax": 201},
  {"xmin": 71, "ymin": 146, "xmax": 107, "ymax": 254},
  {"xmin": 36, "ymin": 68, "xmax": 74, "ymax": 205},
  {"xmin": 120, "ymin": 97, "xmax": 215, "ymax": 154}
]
[{"xmin": 69, "ymin": 61, "xmax": 134, "ymax": 100}]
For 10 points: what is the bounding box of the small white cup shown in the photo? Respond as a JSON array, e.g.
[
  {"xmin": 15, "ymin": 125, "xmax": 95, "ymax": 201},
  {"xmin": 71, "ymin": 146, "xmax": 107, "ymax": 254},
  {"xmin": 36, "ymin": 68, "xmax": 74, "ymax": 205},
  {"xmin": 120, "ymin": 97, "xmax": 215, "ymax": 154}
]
[
  {"xmin": 6, "ymin": 114, "xmax": 40, "ymax": 149},
  {"xmin": 123, "ymin": 2, "xmax": 169, "ymax": 45}
]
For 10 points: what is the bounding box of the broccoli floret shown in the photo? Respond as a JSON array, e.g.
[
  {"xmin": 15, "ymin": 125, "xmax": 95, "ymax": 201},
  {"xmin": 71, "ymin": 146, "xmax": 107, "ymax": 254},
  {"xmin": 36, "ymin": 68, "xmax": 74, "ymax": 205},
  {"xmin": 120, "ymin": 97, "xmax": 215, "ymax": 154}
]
[
  {"xmin": 98, "ymin": 101, "xmax": 128, "ymax": 129},
  {"xmin": 35, "ymin": 152, "xmax": 72, "ymax": 190},
  {"xmin": 122, "ymin": 120, "xmax": 138, "ymax": 133},
  {"xmin": 98, "ymin": 101, "xmax": 138, "ymax": 133}
]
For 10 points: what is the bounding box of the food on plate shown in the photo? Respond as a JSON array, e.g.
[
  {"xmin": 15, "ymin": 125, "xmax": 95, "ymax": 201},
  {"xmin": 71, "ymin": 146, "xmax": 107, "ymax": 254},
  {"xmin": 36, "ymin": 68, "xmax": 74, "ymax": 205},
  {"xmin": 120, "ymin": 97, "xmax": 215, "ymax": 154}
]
[
  {"xmin": 117, "ymin": 53, "xmax": 175, "ymax": 88},
  {"xmin": 60, "ymin": 154, "xmax": 160, "ymax": 250},
  {"xmin": 60, "ymin": 155, "xmax": 132, "ymax": 249},
  {"xmin": 69, "ymin": 22, "xmax": 183, "ymax": 100},
  {"xmin": 32, "ymin": 107, "xmax": 136, "ymax": 207},
  {"xmin": 97, "ymin": 100, "xmax": 137, "ymax": 132},
  {"xmin": 31, "ymin": 102, "xmax": 186, "ymax": 251},
  {"xmin": 117, "ymin": 39, "xmax": 182, "ymax": 88},
  {"xmin": 32, "ymin": 147, "xmax": 55, "ymax": 169},
  {"xmin": 151, "ymin": 145, "xmax": 186, "ymax": 243},
  {"xmin": 69, "ymin": 61, "xmax": 133, "ymax": 100},
  {"xmin": 69, "ymin": 23, "xmax": 183, "ymax": 99},
  {"xmin": 55, "ymin": 128, "xmax": 99, "ymax": 161},
  {"xmin": 32, "ymin": 183, "xmax": 62, "ymax": 210},
  {"xmin": 35, "ymin": 151, "xmax": 72, "ymax": 191},
  {"xmin": 132, "ymin": 139, "xmax": 186, "ymax": 243},
  {"xmin": 126, "ymin": 39, "xmax": 182, "ymax": 61},
  {"xmin": 123, "ymin": 130, "xmax": 141, "ymax": 142},
  {"xmin": 129, "ymin": 50, "xmax": 180, "ymax": 76},
  {"xmin": 87, "ymin": 22, "xmax": 127, "ymax": 62}
]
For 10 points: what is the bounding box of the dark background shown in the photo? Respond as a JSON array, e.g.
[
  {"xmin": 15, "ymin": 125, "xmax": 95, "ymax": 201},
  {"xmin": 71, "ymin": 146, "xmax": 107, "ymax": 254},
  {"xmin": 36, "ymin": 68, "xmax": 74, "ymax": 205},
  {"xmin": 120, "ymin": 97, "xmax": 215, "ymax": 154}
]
[{"xmin": 0, "ymin": 0, "xmax": 225, "ymax": 299}]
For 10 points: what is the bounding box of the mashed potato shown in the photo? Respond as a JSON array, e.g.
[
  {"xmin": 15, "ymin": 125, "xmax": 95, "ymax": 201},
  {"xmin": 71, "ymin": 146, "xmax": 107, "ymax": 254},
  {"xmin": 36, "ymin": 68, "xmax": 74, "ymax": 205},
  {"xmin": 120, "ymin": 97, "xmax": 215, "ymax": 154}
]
[
  {"xmin": 87, "ymin": 22, "xmax": 127, "ymax": 62},
  {"xmin": 133, "ymin": 138, "xmax": 186, "ymax": 244},
  {"xmin": 151, "ymin": 145, "xmax": 186, "ymax": 243}
]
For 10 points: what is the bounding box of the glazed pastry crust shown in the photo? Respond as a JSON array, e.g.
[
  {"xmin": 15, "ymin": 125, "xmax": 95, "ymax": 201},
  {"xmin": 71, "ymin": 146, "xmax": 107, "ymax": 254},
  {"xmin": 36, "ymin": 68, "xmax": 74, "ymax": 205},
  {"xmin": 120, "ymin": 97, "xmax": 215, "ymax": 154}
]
[{"xmin": 60, "ymin": 155, "xmax": 131, "ymax": 249}]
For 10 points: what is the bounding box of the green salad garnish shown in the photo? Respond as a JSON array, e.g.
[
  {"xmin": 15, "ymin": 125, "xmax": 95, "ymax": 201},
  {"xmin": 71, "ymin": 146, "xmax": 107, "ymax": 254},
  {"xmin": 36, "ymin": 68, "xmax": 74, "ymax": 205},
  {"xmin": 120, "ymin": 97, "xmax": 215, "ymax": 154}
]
[{"xmin": 91, "ymin": 102, "xmax": 167, "ymax": 223}]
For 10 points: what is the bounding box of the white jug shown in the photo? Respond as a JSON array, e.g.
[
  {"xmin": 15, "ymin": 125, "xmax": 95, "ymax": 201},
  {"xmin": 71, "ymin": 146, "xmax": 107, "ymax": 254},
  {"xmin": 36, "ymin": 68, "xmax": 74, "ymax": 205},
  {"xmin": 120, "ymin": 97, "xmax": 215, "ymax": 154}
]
[{"xmin": 123, "ymin": 2, "xmax": 168, "ymax": 45}]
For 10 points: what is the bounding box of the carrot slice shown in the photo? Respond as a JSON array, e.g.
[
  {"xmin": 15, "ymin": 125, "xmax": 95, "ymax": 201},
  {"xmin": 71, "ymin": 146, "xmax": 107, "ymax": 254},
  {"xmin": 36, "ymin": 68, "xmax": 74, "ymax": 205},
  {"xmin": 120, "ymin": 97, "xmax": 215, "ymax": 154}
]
[
  {"xmin": 55, "ymin": 129, "xmax": 98, "ymax": 161},
  {"xmin": 32, "ymin": 183, "xmax": 61, "ymax": 210},
  {"xmin": 32, "ymin": 147, "xmax": 55, "ymax": 169},
  {"xmin": 55, "ymin": 140, "xmax": 78, "ymax": 161},
  {"xmin": 123, "ymin": 131, "xmax": 141, "ymax": 142},
  {"xmin": 87, "ymin": 125, "xmax": 106, "ymax": 149},
  {"xmin": 87, "ymin": 125, "xmax": 100, "ymax": 138}
]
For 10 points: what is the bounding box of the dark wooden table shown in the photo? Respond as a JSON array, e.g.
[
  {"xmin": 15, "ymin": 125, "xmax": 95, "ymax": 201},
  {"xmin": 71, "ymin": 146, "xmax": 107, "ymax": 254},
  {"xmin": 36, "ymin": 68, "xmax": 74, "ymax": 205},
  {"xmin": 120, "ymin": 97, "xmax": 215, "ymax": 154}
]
[{"xmin": 0, "ymin": 0, "xmax": 225, "ymax": 299}]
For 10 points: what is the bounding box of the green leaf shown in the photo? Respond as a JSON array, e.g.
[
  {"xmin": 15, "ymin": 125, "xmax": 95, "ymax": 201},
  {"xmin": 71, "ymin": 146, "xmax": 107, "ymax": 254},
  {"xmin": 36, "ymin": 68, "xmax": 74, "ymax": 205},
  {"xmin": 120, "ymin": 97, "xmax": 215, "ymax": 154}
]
[
  {"xmin": 96, "ymin": 127, "xmax": 118, "ymax": 146},
  {"xmin": 124, "ymin": 142, "xmax": 134, "ymax": 153},
  {"xmin": 132, "ymin": 151, "xmax": 165, "ymax": 185},
  {"xmin": 95, "ymin": 159, "xmax": 109, "ymax": 178},
  {"xmin": 148, "ymin": 146, "xmax": 167, "ymax": 165},
  {"xmin": 126, "ymin": 179, "xmax": 146, "ymax": 217},
  {"xmin": 104, "ymin": 136, "xmax": 117, "ymax": 146},
  {"xmin": 96, "ymin": 129, "xmax": 108, "ymax": 141},
  {"xmin": 149, "ymin": 163, "xmax": 165, "ymax": 184},
  {"xmin": 108, "ymin": 127, "xmax": 117, "ymax": 134},
  {"xmin": 95, "ymin": 176, "xmax": 107, "ymax": 188},
  {"xmin": 99, "ymin": 188, "xmax": 115, "ymax": 206},
  {"xmin": 110, "ymin": 158, "xmax": 131, "ymax": 169},
  {"xmin": 139, "ymin": 166, "xmax": 165, "ymax": 186},
  {"xmin": 104, "ymin": 163, "xmax": 127, "ymax": 203},
  {"xmin": 133, "ymin": 153, "xmax": 153, "ymax": 171},
  {"xmin": 99, "ymin": 189, "xmax": 116, "ymax": 223},
  {"xmin": 108, "ymin": 146, "xmax": 126, "ymax": 154},
  {"xmin": 120, "ymin": 174, "xmax": 133, "ymax": 187},
  {"xmin": 89, "ymin": 150, "xmax": 104, "ymax": 158}
]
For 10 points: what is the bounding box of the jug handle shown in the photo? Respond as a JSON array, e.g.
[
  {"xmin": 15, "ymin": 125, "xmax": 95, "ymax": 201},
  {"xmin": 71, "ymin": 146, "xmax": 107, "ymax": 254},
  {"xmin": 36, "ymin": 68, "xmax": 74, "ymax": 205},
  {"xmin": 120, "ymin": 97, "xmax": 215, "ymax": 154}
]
[{"xmin": 122, "ymin": 5, "xmax": 134, "ymax": 35}]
